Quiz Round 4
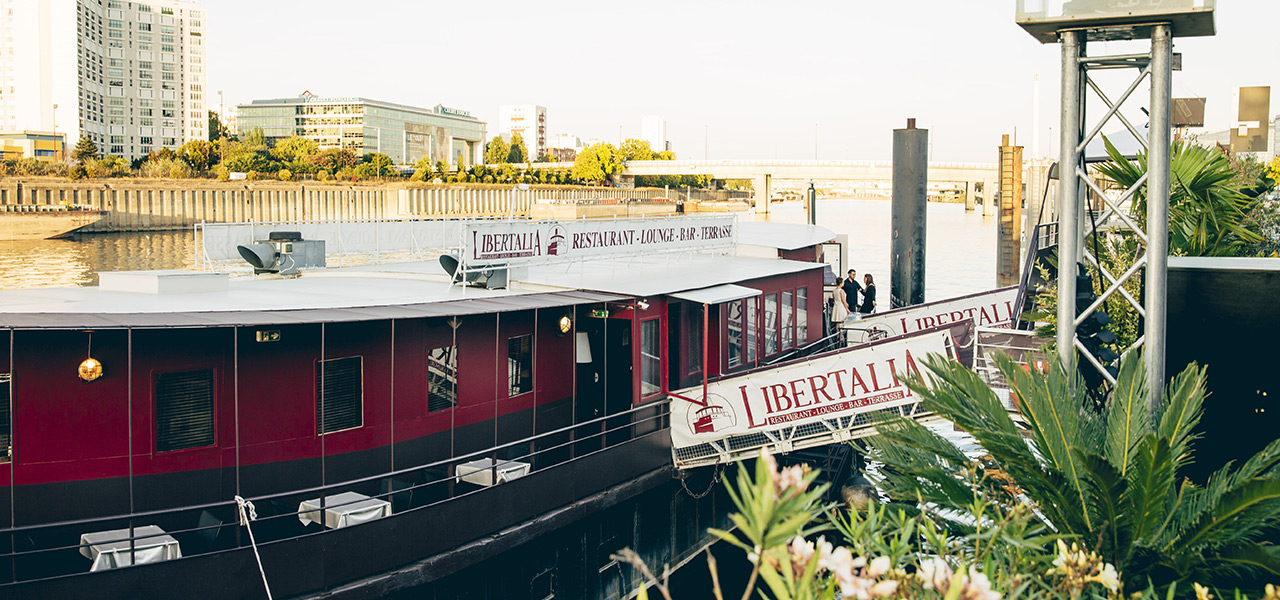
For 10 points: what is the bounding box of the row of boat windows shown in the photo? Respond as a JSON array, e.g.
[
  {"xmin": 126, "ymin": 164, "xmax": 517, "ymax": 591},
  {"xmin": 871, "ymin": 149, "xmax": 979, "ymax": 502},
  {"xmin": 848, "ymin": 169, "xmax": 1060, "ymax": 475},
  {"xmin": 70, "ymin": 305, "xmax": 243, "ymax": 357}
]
[
  {"xmin": 0, "ymin": 335, "xmax": 536, "ymax": 460},
  {"xmin": 725, "ymin": 287, "xmax": 810, "ymax": 370}
]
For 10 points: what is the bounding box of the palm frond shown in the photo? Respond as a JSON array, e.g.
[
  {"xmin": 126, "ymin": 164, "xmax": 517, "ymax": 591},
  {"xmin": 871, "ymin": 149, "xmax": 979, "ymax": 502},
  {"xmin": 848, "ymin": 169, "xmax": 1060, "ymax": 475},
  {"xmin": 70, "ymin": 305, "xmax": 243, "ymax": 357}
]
[{"xmin": 1105, "ymin": 351, "xmax": 1151, "ymax": 477}]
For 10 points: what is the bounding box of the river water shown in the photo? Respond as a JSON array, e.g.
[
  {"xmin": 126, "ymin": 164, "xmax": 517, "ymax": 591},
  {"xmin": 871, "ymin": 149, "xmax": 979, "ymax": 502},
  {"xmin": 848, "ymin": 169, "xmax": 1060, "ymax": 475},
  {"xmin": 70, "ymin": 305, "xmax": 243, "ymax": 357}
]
[{"xmin": 0, "ymin": 198, "xmax": 998, "ymax": 292}]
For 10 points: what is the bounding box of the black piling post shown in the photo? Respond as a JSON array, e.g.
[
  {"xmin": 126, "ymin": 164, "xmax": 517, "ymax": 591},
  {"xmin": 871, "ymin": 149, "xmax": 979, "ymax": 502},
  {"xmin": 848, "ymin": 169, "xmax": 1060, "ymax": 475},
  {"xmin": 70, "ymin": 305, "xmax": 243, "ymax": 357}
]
[{"xmin": 891, "ymin": 118, "xmax": 929, "ymax": 308}]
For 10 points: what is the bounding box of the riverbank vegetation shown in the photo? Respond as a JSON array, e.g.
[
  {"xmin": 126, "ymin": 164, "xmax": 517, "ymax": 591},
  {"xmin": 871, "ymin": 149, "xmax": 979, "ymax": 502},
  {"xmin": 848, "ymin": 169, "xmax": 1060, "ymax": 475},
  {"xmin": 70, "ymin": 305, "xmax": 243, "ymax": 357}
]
[{"xmin": 3, "ymin": 128, "xmax": 718, "ymax": 189}]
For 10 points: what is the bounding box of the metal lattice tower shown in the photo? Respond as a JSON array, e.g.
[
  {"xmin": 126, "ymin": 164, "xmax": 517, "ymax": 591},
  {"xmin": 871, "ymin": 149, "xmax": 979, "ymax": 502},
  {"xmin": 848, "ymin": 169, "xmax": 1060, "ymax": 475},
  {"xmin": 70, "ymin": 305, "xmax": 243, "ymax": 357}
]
[{"xmin": 1054, "ymin": 24, "xmax": 1173, "ymax": 409}]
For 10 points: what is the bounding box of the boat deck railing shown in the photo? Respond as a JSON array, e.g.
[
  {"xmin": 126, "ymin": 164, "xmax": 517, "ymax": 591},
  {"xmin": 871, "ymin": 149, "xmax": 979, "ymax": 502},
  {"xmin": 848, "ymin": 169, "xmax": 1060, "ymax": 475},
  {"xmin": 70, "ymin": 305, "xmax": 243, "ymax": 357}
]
[{"xmin": 0, "ymin": 400, "xmax": 670, "ymax": 586}]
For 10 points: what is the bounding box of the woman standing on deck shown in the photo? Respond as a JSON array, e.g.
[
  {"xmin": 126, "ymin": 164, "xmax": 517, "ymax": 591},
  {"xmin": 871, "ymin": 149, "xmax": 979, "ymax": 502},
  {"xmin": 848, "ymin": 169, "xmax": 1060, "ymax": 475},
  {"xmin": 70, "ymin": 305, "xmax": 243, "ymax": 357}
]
[
  {"xmin": 832, "ymin": 277, "xmax": 851, "ymax": 323},
  {"xmin": 859, "ymin": 274, "xmax": 877, "ymax": 314}
]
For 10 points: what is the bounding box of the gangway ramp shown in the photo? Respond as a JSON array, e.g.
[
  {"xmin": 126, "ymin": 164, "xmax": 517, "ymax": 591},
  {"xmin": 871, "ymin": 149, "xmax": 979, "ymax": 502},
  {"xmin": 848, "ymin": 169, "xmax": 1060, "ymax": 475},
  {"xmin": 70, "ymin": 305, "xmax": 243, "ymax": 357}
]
[{"xmin": 670, "ymin": 320, "xmax": 1043, "ymax": 470}]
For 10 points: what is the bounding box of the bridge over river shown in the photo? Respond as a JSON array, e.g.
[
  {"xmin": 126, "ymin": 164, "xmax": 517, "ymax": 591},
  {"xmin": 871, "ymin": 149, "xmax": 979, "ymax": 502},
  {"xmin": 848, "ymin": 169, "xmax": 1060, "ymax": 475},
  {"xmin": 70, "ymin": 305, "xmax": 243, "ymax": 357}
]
[{"xmin": 496, "ymin": 159, "xmax": 1051, "ymax": 216}]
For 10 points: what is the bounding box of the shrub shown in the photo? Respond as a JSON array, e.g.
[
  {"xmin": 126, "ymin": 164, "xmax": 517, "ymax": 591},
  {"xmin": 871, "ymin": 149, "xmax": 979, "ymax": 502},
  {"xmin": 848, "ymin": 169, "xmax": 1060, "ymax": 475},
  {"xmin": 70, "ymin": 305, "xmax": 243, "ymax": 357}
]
[
  {"xmin": 68, "ymin": 165, "xmax": 87, "ymax": 180},
  {"xmin": 277, "ymin": 169, "xmax": 293, "ymax": 182},
  {"xmin": 316, "ymin": 170, "xmax": 332, "ymax": 182},
  {"xmin": 214, "ymin": 165, "xmax": 231, "ymax": 181},
  {"xmin": 246, "ymin": 170, "xmax": 259, "ymax": 181}
]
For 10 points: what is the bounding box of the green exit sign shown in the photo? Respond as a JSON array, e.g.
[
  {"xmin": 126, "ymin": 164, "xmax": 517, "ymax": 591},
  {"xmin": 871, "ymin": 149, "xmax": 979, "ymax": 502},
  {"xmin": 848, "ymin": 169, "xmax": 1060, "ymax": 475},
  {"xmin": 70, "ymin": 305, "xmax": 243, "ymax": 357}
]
[
  {"xmin": 590, "ymin": 309, "xmax": 609, "ymax": 319},
  {"xmin": 255, "ymin": 330, "xmax": 282, "ymax": 343}
]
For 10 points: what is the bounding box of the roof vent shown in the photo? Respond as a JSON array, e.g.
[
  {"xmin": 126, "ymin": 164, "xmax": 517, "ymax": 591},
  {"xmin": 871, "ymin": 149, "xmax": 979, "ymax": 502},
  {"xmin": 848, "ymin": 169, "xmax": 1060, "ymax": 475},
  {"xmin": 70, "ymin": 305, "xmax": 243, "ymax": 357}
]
[{"xmin": 98, "ymin": 270, "xmax": 229, "ymax": 294}]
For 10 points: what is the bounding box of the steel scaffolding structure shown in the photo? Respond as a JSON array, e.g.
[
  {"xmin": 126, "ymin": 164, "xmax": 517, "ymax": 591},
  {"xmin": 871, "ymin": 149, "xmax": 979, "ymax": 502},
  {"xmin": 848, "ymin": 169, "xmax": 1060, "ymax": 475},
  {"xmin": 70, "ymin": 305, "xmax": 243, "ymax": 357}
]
[{"xmin": 1053, "ymin": 24, "xmax": 1173, "ymax": 410}]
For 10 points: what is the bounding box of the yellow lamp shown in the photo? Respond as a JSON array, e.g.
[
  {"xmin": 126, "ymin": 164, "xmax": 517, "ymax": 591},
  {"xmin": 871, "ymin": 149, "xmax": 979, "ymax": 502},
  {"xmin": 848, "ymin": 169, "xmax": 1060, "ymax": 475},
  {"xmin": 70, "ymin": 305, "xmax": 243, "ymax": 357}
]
[
  {"xmin": 558, "ymin": 315, "xmax": 573, "ymax": 335},
  {"xmin": 78, "ymin": 357, "xmax": 103, "ymax": 382}
]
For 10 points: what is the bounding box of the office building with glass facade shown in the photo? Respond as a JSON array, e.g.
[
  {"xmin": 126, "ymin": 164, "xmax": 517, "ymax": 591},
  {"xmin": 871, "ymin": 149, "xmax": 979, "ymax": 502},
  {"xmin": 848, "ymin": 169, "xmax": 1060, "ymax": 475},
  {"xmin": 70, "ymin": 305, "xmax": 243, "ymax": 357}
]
[{"xmin": 237, "ymin": 95, "xmax": 486, "ymax": 166}]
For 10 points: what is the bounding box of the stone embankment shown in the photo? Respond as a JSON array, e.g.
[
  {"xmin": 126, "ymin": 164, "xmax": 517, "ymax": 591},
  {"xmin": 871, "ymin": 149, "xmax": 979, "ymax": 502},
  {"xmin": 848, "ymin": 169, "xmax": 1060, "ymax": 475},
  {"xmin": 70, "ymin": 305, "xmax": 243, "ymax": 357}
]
[{"xmin": 0, "ymin": 179, "xmax": 748, "ymax": 233}]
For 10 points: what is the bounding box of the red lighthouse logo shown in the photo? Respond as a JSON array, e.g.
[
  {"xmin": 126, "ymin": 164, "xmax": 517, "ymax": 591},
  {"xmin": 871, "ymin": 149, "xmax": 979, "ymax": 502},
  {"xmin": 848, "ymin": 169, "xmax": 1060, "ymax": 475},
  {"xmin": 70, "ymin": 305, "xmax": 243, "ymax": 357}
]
[
  {"xmin": 688, "ymin": 393, "xmax": 737, "ymax": 435},
  {"xmin": 546, "ymin": 225, "xmax": 568, "ymax": 256}
]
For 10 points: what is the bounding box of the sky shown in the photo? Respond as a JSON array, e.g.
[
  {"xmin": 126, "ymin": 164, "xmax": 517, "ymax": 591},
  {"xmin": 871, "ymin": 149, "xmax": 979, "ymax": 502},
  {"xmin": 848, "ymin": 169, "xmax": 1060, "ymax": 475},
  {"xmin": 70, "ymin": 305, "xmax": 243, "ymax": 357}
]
[{"xmin": 203, "ymin": 0, "xmax": 1280, "ymax": 163}]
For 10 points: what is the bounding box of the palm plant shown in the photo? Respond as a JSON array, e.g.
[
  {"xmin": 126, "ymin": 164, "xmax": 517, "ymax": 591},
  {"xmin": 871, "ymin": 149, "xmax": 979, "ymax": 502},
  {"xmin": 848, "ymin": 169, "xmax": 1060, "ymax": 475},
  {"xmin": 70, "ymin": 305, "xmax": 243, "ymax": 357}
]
[
  {"xmin": 1095, "ymin": 136, "xmax": 1263, "ymax": 256},
  {"xmin": 863, "ymin": 351, "xmax": 1280, "ymax": 594}
]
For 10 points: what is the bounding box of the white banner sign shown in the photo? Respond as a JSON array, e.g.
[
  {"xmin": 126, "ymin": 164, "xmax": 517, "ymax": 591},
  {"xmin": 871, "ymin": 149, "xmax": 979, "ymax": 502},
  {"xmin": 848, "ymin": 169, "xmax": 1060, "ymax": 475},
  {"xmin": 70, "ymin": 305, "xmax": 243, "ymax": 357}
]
[
  {"xmin": 843, "ymin": 286, "xmax": 1018, "ymax": 345},
  {"xmin": 671, "ymin": 330, "xmax": 952, "ymax": 450},
  {"xmin": 463, "ymin": 216, "xmax": 736, "ymax": 267}
]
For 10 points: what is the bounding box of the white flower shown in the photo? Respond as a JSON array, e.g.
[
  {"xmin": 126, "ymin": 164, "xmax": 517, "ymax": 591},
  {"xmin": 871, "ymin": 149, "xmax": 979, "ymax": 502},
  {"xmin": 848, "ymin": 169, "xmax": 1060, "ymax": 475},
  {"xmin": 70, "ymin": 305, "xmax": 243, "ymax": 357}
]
[
  {"xmin": 1096, "ymin": 563, "xmax": 1120, "ymax": 592},
  {"xmin": 966, "ymin": 566, "xmax": 1002, "ymax": 600},
  {"xmin": 918, "ymin": 557, "xmax": 953, "ymax": 590},
  {"xmin": 821, "ymin": 546, "xmax": 856, "ymax": 576},
  {"xmin": 871, "ymin": 580, "xmax": 900, "ymax": 597},
  {"xmin": 868, "ymin": 555, "xmax": 892, "ymax": 578}
]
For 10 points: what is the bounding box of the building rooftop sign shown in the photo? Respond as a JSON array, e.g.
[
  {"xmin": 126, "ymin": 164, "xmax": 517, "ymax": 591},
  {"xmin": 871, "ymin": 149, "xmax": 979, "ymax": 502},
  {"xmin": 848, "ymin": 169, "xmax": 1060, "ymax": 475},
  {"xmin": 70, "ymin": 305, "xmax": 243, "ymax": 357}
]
[
  {"xmin": 461, "ymin": 216, "xmax": 736, "ymax": 269},
  {"xmin": 435, "ymin": 105, "xmax": 473, "ymax": 118},
  {"xmin": 1016, "ymin": 0, "xmax": 1215, "ymax": 43}
]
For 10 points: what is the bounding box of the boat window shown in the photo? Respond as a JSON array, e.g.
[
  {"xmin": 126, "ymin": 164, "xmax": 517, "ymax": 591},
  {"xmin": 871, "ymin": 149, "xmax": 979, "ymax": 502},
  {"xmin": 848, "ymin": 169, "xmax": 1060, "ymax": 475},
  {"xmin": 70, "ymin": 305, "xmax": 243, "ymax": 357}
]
[
  {"xmin": 155, "ymin": 369, "xmax": 215, "ymax": 452},
  {"xmin": 316, "ymin": 356, "xmax": 363, "ymax": 434},
  {"xmin": 427, "ymin": 345, "xmax": 458, "ymax": 412},
  {"xmin": 508, "ymin": 335, "xmax": 533, "ymax": 397},
  {"xmin": 782, "ymin": 291, "xmax": 794, "ymax": 350},
  {"xmin": 641, "ymin": 319, "xmax": 661, "ymax": 397},
  {"xmin": 0, "ymin": 373, "xmax": 10, "ymax": 463},
  {"xmin": 746, "ymin": 297, "xmax": 758, "ymax": 365},
  {"xmin": 797, "ymin": 288, "xmax": 808, "ymax": 346},
  {"xmin": 685, "ymin": 303, "xmax": 703, "ymax": 377},
  {"xmin": 764, "ymin": 293, "xmax": 779, "ymax": 356},
  {"xmin": 726, "ymin": 300, "xmax": 743, "ymax": 369}
]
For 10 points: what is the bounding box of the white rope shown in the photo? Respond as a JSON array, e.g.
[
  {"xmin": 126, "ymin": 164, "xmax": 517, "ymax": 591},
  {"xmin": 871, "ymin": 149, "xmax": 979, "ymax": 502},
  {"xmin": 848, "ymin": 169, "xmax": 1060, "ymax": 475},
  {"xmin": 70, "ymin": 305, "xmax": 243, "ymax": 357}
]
[{"xmin": 235, "ymin": 495, "xmax": 275, "ymax": 600}]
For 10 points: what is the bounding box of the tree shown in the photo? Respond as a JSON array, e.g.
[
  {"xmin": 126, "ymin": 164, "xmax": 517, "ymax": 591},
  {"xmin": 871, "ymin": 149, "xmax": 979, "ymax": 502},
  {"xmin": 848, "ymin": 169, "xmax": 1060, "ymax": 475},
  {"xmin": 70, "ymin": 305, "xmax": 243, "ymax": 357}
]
[
  {"xmin": 571, "ymin": 143, "xmax": 619, "ymax": 184},
  {"xmin": 864, "ymin": 350, "xmax": 1280, "ymax": 594},
  {"xmin": 271, "ymin": 136, "xmax": 319, "ymax": 163},
  {"xmin": 508, "ymin": 133, "xmax": 527, "ymax": 164},
  {"xmin": 484, "ymin": 136, "xmax": 510, "ymax": 165},
  {"xmin": 208, "ymin": 110, "xmax": 231, "ymax": 141},
  {"xmin": 363, "ymin": 152, "xmax": 394, "ymax": 178},
  {"xmin": 72, "ymin": 137, "xmax": 99, "ymax": 163},
  {"xmin": 178, "ymin": 139, "xmax": 217, "ymax": 171},
  {"xmin": 308, "ymin": 148, "xmax": 359, "ymax": 172},
  {"xmin": 618, "ymin": 138, "xmax": 655, "ymax": 162},
  {"xmin": 1096, "ymin": 136, "xmax": 1263, "ymax": 256}
]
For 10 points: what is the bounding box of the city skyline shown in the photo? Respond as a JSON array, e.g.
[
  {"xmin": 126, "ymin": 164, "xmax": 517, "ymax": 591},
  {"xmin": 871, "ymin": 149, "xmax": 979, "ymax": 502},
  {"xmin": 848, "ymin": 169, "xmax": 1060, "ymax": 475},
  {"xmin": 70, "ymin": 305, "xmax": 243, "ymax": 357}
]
[{"xmin": 32, "ymin": 1, "xmax": 1279, "ymax": 163}]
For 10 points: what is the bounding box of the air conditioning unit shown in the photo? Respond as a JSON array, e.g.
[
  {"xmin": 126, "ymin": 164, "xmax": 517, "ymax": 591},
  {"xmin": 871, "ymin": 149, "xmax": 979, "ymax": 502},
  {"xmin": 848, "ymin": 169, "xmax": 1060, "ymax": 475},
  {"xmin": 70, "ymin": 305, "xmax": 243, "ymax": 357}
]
[{"xmin": 236, "ymin": 231, "xmax": 326, "ymax": 275}]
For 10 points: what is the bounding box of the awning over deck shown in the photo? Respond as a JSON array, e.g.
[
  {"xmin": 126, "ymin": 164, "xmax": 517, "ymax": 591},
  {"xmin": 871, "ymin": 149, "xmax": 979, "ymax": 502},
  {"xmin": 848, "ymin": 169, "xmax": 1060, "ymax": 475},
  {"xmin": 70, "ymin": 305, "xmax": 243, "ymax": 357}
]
[{"xmin": 668, "ymin": 284, "xmax": 761, "ymax": 305}]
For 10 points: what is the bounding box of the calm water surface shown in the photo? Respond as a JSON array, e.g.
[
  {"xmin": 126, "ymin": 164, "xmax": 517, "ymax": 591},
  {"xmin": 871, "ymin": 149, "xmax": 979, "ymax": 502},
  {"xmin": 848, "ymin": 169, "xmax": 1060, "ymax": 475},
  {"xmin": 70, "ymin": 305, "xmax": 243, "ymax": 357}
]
[
  {"xmin": 0, "ymin": 198, "xmax": 998, "ymax": 292},
  {"xmin": 756, "ymin": 198, "xmax": 999, "ymax": 300}
]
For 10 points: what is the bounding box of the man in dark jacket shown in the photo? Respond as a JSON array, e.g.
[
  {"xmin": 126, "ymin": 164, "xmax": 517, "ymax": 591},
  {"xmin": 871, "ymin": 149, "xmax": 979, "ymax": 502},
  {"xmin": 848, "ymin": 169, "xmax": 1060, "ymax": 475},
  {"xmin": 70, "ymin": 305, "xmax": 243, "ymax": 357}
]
[{"xmin": 842, "ymin": 269, "xmax": 862, "ymax": 313}]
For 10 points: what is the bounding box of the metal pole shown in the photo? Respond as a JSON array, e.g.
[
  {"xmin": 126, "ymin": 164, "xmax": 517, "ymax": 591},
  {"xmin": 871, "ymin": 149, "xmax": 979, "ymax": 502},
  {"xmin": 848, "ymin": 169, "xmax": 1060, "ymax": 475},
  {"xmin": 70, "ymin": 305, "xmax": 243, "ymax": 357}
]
[
  {"xmin": 890, "ymin": 119, "xmax": 929, "ymax": 308},
  {"xmin": 1146, "ymin": 23, "xmax": 1173, "ymax": 410},
  {"xmin": 1056, "ymin": 30, "xmax": 1083, "ymax": 367},
  {"xmin": 807, "ymin": 182, "xmax": 817, "ymax": 225}
]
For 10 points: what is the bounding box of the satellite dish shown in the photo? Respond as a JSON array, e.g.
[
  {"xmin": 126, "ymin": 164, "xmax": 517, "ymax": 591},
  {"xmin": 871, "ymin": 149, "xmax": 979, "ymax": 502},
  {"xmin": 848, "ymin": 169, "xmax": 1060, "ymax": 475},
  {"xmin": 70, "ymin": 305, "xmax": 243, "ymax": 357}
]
[{"xmin": 237, "ymin": 243, "xmax": 279, "ymax": 271}]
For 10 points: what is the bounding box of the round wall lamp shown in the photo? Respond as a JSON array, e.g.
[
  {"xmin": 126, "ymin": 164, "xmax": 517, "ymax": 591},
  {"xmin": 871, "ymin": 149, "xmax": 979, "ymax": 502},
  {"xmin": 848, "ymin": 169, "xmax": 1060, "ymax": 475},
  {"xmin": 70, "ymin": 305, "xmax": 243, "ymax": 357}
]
[
  {"xmin": 78, "ymin": 357, "xmax": 104, "ymax": 383},
  {"xmin": 557, "ymin": 315, "xmax": 573, "ymax": 336}
]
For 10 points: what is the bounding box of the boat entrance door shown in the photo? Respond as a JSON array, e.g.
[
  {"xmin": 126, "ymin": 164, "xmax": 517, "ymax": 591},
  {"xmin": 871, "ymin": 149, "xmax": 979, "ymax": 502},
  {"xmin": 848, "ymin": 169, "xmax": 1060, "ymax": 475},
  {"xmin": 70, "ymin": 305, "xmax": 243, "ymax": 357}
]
[{"xmin": 573, "ymin": 314, "xmax": 633, "ymax": 452}]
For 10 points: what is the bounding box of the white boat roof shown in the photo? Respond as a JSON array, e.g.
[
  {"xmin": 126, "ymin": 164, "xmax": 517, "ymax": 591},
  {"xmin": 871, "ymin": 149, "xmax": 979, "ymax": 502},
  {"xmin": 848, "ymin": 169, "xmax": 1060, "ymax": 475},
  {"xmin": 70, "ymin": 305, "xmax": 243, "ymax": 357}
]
[
  {"xmin": 519, "ymin": 253, "xmax": 821, "ymax": 298},
  {"xmin": 736, "ymin": 222, "xmax": 836, "ymax": 251},
  {"xmin": 0, "ymin": 269, "xmax": 623, "ymax": 329},
  {"xmin": 0, "ymin": 251, "xmax": 822, "ymax": 329}
]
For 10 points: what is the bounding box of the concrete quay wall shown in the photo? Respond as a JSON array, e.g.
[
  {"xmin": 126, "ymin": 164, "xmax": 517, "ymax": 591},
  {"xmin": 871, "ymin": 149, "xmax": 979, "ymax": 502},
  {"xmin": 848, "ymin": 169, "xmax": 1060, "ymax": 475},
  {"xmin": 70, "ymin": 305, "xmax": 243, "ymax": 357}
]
[{"xmin": 0, "ymin": 180, "xmax": 700, "ymax": 233}]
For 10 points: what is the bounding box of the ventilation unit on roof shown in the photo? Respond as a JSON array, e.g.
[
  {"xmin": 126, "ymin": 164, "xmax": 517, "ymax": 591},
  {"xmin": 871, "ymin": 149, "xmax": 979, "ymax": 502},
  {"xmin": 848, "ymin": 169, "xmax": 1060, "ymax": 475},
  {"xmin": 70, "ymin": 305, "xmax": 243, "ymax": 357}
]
[
  {"xmin": 237, "ymin": 231, "xmax": 325, "ymax": 276},
  {"xmin": 438, "ymin": 252, "xmax": 508, "ymax": 290}
]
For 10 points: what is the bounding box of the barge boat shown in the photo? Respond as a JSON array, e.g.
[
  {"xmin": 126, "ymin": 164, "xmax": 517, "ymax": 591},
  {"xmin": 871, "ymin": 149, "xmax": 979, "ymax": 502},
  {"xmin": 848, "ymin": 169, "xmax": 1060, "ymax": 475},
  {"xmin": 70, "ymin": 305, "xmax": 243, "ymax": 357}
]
[{"xmin": 0, "ymin": 215, "xmax": 836, "ymax": 599}]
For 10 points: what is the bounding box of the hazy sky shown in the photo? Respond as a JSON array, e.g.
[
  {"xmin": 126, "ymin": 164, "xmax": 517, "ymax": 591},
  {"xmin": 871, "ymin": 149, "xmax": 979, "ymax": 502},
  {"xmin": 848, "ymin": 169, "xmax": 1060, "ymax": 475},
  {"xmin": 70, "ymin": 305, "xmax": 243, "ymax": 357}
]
[{"xmin": 203, "ymin": 1, "xmax": 1279, "ymax": 163}]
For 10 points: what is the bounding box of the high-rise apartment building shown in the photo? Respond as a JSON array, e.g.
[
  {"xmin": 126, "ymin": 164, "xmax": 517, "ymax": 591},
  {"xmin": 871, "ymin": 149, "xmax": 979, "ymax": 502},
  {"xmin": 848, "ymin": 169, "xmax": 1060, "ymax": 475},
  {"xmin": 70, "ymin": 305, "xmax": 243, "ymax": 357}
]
[
  {"xmin": 498, "ymin": 105, "xmax": 546, "ymax": 161},
  {"xmin": 0, "ymin": 0, "xmax": 207, "ymax": 162},
  {"xmin": 642, "ymin": 115, "xmax": 669, "ymax": 153}
]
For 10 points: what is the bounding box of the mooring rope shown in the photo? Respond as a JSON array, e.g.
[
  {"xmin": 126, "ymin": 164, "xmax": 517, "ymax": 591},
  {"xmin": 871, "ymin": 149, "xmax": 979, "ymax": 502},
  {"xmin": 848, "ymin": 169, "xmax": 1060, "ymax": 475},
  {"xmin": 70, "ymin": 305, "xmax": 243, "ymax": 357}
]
[{"xmin": 235, "ymin": 495, "xmax": 275, "ymax": 600}]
